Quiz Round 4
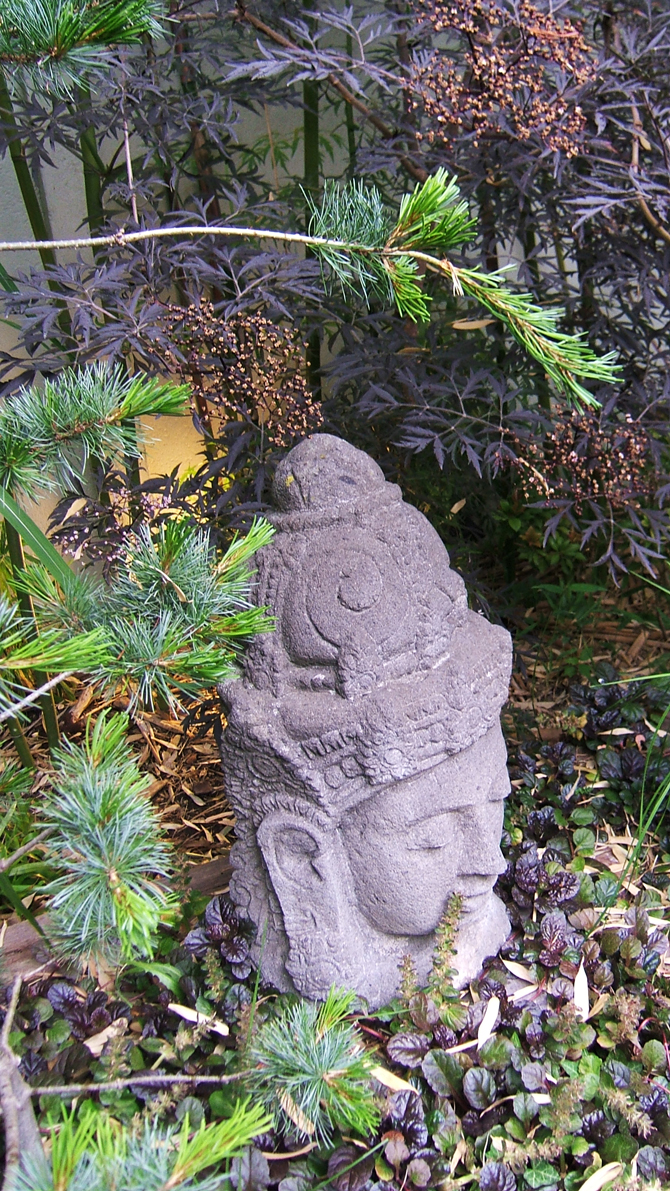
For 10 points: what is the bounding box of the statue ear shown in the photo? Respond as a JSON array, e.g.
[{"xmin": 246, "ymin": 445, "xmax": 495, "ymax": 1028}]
[
  {"xmin": 260, "ymin": 819, "xmax": 327, "ymax": 886},
  {"xmin": 257, "ymin": 811, "xmax": 363, "ymax": 998}
]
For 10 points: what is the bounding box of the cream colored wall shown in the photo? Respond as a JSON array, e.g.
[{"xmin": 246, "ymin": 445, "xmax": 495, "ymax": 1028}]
[{"xmin": 0, "ymin": 93, "xmax": 345, "ymax": 530}]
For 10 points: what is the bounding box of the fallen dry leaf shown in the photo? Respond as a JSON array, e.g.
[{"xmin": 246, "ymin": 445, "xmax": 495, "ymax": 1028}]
[
  {"xmin": 84, "ymin": 1017, "xmax": 128, "ymax": 1057},
  {"xmin": 167, "ymin": 1002, "xmax": 229, "ymax": 1037},
  {"xmin": 578, "ymin": 1162, "xmax": 623, "ymax": 1191},
  {"xmin": 573, "ymin": 959, "xmax": 589, "ymax": 1022},
  {"xmin": 279, "ymin": 1089, "xmax": 315, "ymax": 1135},
  {"xmin": 370, "ymin": 1066, "xmax": 418, "ymax": 1094},
  {"xmin": 477, "ymin": 995, "xmax": 500, "ymax": 1048},
  {"xmin": 450, "ymin": 1138, "xmax": 468, "ymax": 1176},
  {"xmin": 502, "ymin": 959, "xmax": 536, "ymax": 983}
]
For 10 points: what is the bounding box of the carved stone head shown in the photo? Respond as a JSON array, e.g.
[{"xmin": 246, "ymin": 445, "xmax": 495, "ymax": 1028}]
[{"xmin": 219, "ymin": 434, "xmax": 513, "ymax": 1008}]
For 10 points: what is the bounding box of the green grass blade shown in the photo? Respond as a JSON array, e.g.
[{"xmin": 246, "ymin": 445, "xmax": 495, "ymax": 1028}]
[
  {"xmin": 0, "ymin": 871, "xmax": 47, "ymax": 936},
  {"xmin": 0, "ymin": 486, "xmax": 73, "ymax": 589},
  {"xmin": 0, "ymin": 262, "xmax": 18, "ymax": 293}
]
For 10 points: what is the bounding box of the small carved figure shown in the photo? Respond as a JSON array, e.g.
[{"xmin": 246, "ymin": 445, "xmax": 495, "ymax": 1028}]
[{"xmin": 219, "ymin": 434, "xmax": 512, "ymax": 1008}]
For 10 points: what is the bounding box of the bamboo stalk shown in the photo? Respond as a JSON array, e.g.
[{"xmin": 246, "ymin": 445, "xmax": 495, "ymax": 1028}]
[
  {"xmin": 303, "ymin": 74, "xmax": 321, "ymax": 401},
  {"xmin": 79, "ymin": 93, "xmax": 105, "ymax": 237},
  {"xmin": 0, "ymin": 73, "xmax": 55, "ymax": 271},
  {"xmin": 5, "ymin": 717, "xmax": 36, "ymax": 769}
]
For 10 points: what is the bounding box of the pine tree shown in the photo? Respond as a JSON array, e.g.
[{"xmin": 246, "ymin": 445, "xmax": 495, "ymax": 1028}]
[
  {"xmin": 15, "ymin": 1099, "xmax": 272, "ymax": 1191},
  {"xmin": 0, "ymin": 362, "xmax": 273, "ymax": 714}
]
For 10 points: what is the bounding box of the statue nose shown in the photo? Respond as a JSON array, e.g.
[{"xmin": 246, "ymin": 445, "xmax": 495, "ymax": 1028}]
[{"xmin": 459, "ymin": 807, "xmax": 507, "ymax": 876}]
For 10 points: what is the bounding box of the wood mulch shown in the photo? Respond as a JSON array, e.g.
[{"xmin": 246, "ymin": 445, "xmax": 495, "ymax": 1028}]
[
  {"xmin": 506, "ymin": 593, "xmax": 670, "ymax": 741},
  {"xmin": 2, "ymin": 685, "xmax": 233, "ymax": 867}
]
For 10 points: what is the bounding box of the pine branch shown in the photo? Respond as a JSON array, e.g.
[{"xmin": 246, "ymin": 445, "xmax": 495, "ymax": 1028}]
[
  {"xmin": 14, "ymin": 1100, "xmax": 272, "ymax": 1191},
  {"xmin": 249, "ymin": 988, "xmax": 379, "ymax": 1145},
  {"xmin": 308, "ymin": 170, "xmax": 621, "ymax": 407},
  {"xmin": 22, "ymin": 516, "xmax": 274, "ymax": 713},
  {"xmin": 0, "ymin": 173, "xmax": 620, "ymax": 406},
  {"xmin": 0, "ymin": 595, "xmax": 109, "ymax": 722},
  {"xmin": 418, "ymin": 256, "xmax": 619, "ymax": 407},
  {"xmin": 0, "ymin": 362, "xmax": 190, "ymax": 500},
  {"xmin": 42, "ymin": 711, "xmax": 177, "ymax": 965},
  {"xmin": 0, "ymin": 0, "xmax": 163, "ymax": 95}
]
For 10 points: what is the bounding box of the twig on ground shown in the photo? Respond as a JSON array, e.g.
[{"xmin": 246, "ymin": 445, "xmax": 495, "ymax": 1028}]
[
  {"xmin": 0, "ymin": 828, "xmax": 53, "ymax": 874},
  {"xmin": 0, "ymin": 674, "xmax": 71, "ymax": 724},
  {"xmin": 0, "ymin": 977, "xmax": 47, "ymax": 1190},
  {"xmin": 29, "ymin": 1070, "xmax": 251, "ymax": 1097}
]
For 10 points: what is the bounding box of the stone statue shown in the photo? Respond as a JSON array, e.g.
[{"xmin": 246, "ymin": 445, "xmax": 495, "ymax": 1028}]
[{"xmin": 218, "ymin": 434, "xmax": 513, "ymax": 1009}]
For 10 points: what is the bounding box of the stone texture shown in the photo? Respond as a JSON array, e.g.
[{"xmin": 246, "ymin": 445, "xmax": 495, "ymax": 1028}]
[{"xmin": 218, "ymin": 434, "xmax": 513, "ymax": 1008}]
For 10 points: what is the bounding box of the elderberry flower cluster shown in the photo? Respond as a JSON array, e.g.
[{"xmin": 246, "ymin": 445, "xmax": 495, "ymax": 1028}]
[
  {"xmin": 510, "ymin": 411, "xmax": 655, "ymax": 513},
  {"xmin": 159, "ymin": 304, "xmax": 323, "ymax": 449},
  {"xmin": 412, "ymin": 0, "xmax": 595, "ymax": 155}
]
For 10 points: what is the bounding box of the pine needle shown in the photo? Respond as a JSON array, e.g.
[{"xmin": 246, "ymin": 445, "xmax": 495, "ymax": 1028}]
[
  {"xmin": 0, "ymin": 362, "xmax": 189, "ymax": 500},
  {"xmin": 249, "ymin": 987, "xmax": 378, "ymax": 1145},
  {"xmin": 42, "ymin": 710, "xmax": 176, "ymax": 964}
]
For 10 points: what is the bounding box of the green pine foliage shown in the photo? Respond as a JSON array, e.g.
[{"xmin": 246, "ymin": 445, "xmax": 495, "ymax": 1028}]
[
  {"xmin": 0, "ymin": 593, "xmax": 108, "ymax": 720},
  {"xmin": 0, "ymin": 362, "xmax": 189, "ymax": 500},
  {"xmin": 42, "ymin": 711, "xmax": 175, "ymax": 964},
  {"xmin": 22, "ymin": 517, "xmax": 275, "ymax": 711},
  {"xmin": 0, "ymin": 0, "xmax": 164, "ymax": 95},
  {"xmin": 16, "ymin": 1101, "xmax": 272, "ymax": 1191},
  {"xmin": 308, "ymin": 169, "xmax": 620, "ymax": 406},
  {"xmin": 249, "ymin": 987, "xmax": 379, "ymax": 1145}
]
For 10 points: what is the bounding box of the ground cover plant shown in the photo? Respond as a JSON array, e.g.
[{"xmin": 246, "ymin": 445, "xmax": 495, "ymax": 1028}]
[
  {"xmin": 4, "ymin": 667, "xmax": 670, "ymax": 1189},
  {"xmin": 1, "ymin": 0, "xmax": 669, "ymax": 586}
]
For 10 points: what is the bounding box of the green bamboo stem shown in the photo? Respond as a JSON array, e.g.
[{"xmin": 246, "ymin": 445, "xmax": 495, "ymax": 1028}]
[
  {"xmin": 0, "ymin": 72, "xmax": 55, "ymax": 271},
  {"xmin": 4, "ymin": 521, "xmax": 60, "ymax": 751},
  {"xmin": 5, "ymin": 715, "xmax": 36, "ymax": 769},
  {"xmin": 80, "ymin": 121, "xmax": 104, "ymax": 236},
  {"xmin": 303, "ymin": 76, "xmax": 321, "ymax": 399},
  {"xmin": 345, "ymin": 35, "xmax": 357, "ymax": 180}
]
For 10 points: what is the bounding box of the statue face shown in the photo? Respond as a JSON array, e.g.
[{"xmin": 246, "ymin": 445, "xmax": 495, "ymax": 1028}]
[{"xmin": 340, "ymin": 725, "xmax": 509, "ymax": 937}]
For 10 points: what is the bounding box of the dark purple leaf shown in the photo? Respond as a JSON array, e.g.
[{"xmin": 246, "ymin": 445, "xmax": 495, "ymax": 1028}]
[
  {"xmin": 479, "ymin": 1162, "xmax": 517, "ymax": 1191},
  {"xmin": 327, "ymin": 1145, "xmax": 374, "ymax": 1191},
  {"xmin": 386, "ymin": 1033, "xmax": 430, "ymax": 1069},
  {"xmin": 46, "ymin": 983, "xmax": 79, "ymax": 1015},
  {"xmin": 463, "ymin": 1067, "xmax": 497, "ymax": 1110},
  {"xmin": 383, "ymin": 1091, "xmax": 428, "ymax": 1152},
  {"xmin": 515, "ymin": 850, "xmax": 542, "ymax": 894},
  {"xmin": 183, "ymin": 927, "xmax": 211, "ymax": 957},
  {"xmin": 521, "ymin": 1064, "xmax": 548, "ymax": 1093},
  {"xmin": 205, "ymin": 896, "xmax": 239, "ymax": 942}
]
